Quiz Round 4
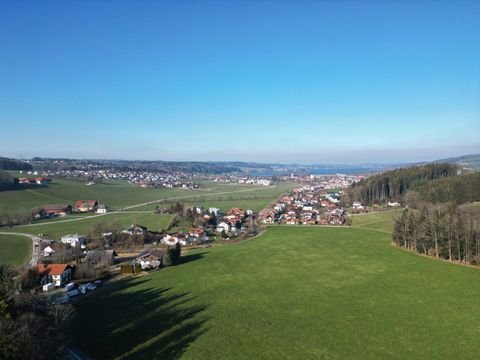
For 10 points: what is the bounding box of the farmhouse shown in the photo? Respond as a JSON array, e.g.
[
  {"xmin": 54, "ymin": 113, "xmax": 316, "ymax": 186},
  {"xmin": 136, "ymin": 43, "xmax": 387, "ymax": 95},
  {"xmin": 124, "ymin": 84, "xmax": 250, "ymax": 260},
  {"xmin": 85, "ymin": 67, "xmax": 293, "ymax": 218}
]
[
  {"xmin": 42, "ymin": 204, "xmax": 72, "ymax": 215},
  {"xmin": 75, "ymin": 200, "xmax": 98, "ymax": 212},
  {"xmin": 37, "ymin": 264, "xmax": 72, "ymax": 287}
]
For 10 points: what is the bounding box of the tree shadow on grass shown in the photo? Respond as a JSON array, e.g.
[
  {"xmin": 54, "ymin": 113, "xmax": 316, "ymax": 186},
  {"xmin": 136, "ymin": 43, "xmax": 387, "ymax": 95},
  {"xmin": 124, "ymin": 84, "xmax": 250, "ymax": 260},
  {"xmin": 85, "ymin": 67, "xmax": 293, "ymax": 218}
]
[
  {"xmin": 178, "ymin": 252, "xmax": 208, "ymax": 266},
  {"xmin": 70, "ymin": 277, "xmax": 209, "ymax": 359}
]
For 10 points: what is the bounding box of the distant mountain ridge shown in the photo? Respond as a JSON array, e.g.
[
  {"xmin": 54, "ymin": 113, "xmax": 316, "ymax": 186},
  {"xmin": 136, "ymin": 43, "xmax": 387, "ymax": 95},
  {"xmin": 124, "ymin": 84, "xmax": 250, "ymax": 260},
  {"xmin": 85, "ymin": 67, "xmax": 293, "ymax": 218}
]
[{"xmin": 434, "ymin": 153, "xmax": 480, "ymax": 170}]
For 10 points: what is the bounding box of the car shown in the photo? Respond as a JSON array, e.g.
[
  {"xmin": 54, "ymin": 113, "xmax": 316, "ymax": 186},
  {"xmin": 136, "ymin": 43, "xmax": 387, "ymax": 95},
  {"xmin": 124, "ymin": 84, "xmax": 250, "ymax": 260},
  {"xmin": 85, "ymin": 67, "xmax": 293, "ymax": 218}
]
[
  {"xmin": 87, "ymin": 284, "xmax": 97, "ymax": 291},
  {"xmin": 94, "ymin": 280, "xmax": 103, "ymax": 286},
  {"xmin": 67, "ymin": 289, "xmax": 80, "ymax": 298}
]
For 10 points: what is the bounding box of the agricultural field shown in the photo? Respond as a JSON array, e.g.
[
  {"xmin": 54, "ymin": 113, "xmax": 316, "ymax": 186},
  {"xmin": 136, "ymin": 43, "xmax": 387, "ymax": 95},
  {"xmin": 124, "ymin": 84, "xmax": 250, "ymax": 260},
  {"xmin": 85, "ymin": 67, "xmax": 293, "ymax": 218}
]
[
  {"xmin": 70, "ymin": 221, "xmax": 480, "ymax": 359},
  {"xmin": 0, "ymin": 234, "xmax": 31, "ymax": 265},
  {"xmin": 130, "ymin": 181, "xmax": 296, "ymax": 212},
  {"xmin": 8, "ymin": 213, "xmax": 174, "ymax": 240},
  {"xmin": 0, "ymin": 175, "xmax": 295, "ymax": 214}
]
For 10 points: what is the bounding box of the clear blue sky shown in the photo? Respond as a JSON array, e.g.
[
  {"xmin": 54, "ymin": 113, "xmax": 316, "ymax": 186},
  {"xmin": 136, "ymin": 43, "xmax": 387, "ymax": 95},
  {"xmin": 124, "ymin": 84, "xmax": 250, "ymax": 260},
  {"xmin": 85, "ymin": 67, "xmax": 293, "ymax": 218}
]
[{"xmin": 1, "ymin": 0, "xmax": 479, "ymax": 163}]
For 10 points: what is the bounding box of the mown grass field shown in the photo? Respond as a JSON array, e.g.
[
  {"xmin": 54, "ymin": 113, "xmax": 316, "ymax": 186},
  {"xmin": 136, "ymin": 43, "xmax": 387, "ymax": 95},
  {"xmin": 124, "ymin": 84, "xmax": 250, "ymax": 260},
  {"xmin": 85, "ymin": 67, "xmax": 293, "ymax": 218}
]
[
  {"xmin": 70, "ymin": 215, "xmax": 480, "ymax": 359},
  {"xmin": 9, "ymin": 213, "xmax": 174, "ymax": 240},
  {"xmin": 0, "ymin": 234, "xmax": 31, "ymax": 265}
]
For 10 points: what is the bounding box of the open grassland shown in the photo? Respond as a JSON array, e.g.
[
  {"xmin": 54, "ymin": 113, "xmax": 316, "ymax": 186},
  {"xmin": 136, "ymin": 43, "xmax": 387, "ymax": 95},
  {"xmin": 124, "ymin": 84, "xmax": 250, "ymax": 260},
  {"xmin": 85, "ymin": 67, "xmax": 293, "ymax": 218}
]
[
  {"xmin": 9, "ymin": 213, "xmax": 173, "ymax": 240},
  {"xmin": 0, "ymin": 234, "xmax": 31, "ymax": 265},
  {"xmin": 351, "ymin": 210, "xmax": 400, "ymax": 233},
  {"xmin": 129, "ymin": 181, "xmax": 296, "ymax": 212},
  {"xmin": 0, "ymin": 176, "xmax": 295, "ymax": 214},
  {"xmin": 71, "ymin": 225, "xmax": 480, "ymax": 359}
]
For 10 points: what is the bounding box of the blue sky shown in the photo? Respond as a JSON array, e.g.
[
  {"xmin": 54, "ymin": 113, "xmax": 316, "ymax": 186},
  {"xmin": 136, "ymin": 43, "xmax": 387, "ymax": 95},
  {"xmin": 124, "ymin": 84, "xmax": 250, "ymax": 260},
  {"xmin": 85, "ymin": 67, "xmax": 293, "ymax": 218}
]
[{"xmin": 0, "ymin": 0, "xmax": 479, "ymax": 163}]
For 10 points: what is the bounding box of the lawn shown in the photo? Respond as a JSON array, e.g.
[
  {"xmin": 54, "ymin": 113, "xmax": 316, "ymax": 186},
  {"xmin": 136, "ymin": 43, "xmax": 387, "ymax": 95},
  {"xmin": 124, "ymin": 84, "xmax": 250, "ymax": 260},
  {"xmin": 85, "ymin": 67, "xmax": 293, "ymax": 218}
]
[
  {"xmin": 0, "ymin": 234, "xmax": 31, "ymax": 265},
  {"xmin": 70, "ymin": 225, "xmax": 480, "ymax": 359},
  {"xmin": 9, "ymin": 213, "xmax": 173, "ymax": 240}
]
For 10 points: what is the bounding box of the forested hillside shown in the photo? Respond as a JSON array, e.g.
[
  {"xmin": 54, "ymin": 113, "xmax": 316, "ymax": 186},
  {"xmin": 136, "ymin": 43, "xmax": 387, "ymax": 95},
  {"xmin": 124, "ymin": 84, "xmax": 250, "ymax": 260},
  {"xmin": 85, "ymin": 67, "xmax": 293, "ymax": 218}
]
[
  {"xmin": 349, "ymin": 163, "xmax": 458, "ymax": 205},
  {"xmin": 0, "ymin": 157, "xmax": 32, "ymax": 171}
]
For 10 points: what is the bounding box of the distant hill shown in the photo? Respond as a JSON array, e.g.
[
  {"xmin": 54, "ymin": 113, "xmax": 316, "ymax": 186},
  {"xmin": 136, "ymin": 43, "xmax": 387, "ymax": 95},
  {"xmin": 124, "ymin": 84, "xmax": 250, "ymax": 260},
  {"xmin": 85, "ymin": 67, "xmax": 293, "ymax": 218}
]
[{"xmin": 435, "ymin": 153, "xmax": 480, "ymax": 170}]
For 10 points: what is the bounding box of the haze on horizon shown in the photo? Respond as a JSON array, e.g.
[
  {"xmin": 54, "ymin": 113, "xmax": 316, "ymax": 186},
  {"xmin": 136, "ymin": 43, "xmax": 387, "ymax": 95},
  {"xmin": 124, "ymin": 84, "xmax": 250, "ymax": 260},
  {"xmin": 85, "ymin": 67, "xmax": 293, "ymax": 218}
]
[{"xmin": 1, "ymin": 0, "xmax": 479, "ymax": 164}]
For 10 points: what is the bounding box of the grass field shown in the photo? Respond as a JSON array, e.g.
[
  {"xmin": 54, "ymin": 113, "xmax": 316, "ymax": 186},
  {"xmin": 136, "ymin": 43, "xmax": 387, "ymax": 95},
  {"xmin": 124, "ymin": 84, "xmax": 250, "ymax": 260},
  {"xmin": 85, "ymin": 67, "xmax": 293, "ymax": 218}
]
[
  {"xmin": 351, "ymin": 210, "xmax": 400, "ymax": 233},
  {"xmin": 0, "ymin": 234, "xmax": 31, "ymax": 265},
  {"xmin": 9, "ymin": 213, "xmax": 174, "ymax": 240},
  {"xmin": 0, "ymin": 176, "xmax": 295, "ymax": 214},
  {"xmin": 70, "ymin": 219, "xmax": 480, "ymax": 359}
]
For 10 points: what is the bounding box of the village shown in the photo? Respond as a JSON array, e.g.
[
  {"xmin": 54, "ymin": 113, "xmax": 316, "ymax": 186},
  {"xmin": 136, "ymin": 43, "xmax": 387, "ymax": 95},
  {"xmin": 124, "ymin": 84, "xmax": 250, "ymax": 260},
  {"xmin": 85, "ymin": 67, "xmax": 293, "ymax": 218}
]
[{"xmin": 15, "ymin": 172, "xmax": 370, "ymax": 305}]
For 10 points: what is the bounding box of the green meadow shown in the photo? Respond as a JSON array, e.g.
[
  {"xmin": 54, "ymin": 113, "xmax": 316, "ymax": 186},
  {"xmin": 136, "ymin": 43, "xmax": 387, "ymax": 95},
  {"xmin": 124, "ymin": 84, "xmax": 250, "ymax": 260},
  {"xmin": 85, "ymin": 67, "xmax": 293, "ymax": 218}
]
[
  {"xmin": 70, "ymin": 215, "xmax": 480, "ymax": 359},
  {"xmin": 0, "ymin": 234, "xmax": 31, "ymax": 265},
  {"xmin": 9, "ymin": 213, "xmax": 174, "ymax": 240},
  {"xmin": 0, "ymin": 175, "xmax": 295, "ymax": 214}
]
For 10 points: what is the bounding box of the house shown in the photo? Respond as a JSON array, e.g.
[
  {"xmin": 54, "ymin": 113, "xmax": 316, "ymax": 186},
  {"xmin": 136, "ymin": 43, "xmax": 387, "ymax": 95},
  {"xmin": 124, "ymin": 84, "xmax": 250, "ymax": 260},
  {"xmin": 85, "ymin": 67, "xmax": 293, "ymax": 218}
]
[
  {"xmin": 43, "ymin": 245, "xmax": 55, "ymax": 257},
  {"xmin": 61, "ymin": 234, "xmax": 87, "ymax": 248},
  {"xmin": 37, "ymin": 264, "xmax": 72, "ymax": 287},
  {"xmin": 161, "ymin": 234, "xmax": 180, "ymax": 246},
  {"xmin": 208, "ymin": 207, "xmax": 220, "ymax": 216},
  {"xmin": 122, "ymin": 224, "xmax": 148, "ymax": 235},
  {"xmin": 189, "ymin": 228, "xmax": 209, "ymax": 243},
  {"xmin": 216, "ymin": 222, "xmax": 230, "ymax": 233},
  {"xmin": 85, "ymin": 250, "xmax": 118, "ymax": 265},
  {"xmin": 134, "ymin": 250, "xmax": 164, "ymax": 270},
  {"xmin": 96, "ymin": 204, "xmax": 107, "ymax": 214},
  {"xmin": 75, "ymin": 200, "xmax": 98, "ymax": 212},
  {"xmin": 42, "ymin": 204, "xmax": 72, "ymax": 215}
]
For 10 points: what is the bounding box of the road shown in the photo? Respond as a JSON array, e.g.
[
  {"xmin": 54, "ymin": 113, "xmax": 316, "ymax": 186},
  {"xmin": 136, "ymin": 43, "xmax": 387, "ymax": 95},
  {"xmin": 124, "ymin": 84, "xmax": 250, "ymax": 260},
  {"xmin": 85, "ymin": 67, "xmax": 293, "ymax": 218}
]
[
  {"xmin": 16, "ymin": 187, "xmax": 276, "ymax": 227},
  {"xmin": 0, "ymin": 231, "xmax": 41, "ymax": 267}
]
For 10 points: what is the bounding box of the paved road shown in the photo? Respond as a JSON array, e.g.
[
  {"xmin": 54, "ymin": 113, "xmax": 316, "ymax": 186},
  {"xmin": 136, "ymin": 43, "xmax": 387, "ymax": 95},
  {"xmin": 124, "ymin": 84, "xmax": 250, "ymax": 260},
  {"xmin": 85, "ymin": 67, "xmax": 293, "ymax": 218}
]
[{"xmin": 0, "ymin": 231, "xmax": 41, "ymax": 267}]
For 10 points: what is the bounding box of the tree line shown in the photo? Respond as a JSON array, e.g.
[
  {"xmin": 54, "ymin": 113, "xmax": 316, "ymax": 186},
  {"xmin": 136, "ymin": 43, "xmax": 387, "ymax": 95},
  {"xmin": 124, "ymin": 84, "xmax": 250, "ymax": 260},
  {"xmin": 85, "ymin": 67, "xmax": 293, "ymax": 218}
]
[
  {"xmin": 349, "ymin": 163, "xmax": 458, "ymax": 205},
  {"xmin": 0, "ymin": 157, "xmax": 32, "ymax": 171},
  {"xmin": 393, "ymin": 204, "xmax": 480, "ymax": 264}
]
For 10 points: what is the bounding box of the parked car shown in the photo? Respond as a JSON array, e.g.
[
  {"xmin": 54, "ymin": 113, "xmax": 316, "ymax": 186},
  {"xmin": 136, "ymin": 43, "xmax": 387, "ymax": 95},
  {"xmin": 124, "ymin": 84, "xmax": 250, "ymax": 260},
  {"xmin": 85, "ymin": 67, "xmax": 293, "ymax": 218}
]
[
  {"xmin": 87, "ymin": 284, "xmax": 97, "ymax": 291},
  {"xmin": 65, "ymin": 282, "xmax": 76, "ymax": 292},
  {"xmin": 94, "ymin": 280, "xmax": 103, "ymax": 286},
  {"xmin": 67, "ymin": 289, "xmax": 80, "ymax": 298}
]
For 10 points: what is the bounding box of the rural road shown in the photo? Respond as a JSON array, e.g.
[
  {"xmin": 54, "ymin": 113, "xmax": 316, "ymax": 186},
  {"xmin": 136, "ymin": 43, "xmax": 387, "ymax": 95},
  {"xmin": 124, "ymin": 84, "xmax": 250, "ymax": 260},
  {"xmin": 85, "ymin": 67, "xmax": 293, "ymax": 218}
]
[
  {"xmin": 0, "ymin": 231, "xmax": 41, "ymax": 267},
  {"xmin": 17, "ymin": 187, "xmax": 275, "ymax": 227}
]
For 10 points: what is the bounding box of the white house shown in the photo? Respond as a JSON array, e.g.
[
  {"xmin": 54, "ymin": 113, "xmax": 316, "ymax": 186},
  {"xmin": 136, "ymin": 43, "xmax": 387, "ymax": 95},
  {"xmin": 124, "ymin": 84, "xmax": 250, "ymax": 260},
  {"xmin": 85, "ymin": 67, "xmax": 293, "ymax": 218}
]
[
  {"xmin": 43, "ymin": 246, "xmax": 55, "ymax": 257},
  {"xmin": 216, "ymin": 222, "xmax": 230, "ymax": 233},
  {"xmin": 134, "ymin": 250, "xmax": 164, "ymax": 270},
  {"xmin": 208, "ymin": 207, "xmax": 220, "ymax": 216},
  {"xmin": 38, "ymin": 264, "xmax": 72, "ymax": 287},
  {"xmin": 61, "ymin": 234, "xmax": 86, "ymax": 248},
  {"xmin": 122, "ymin": 224, "xmax": 147, "ymax": 235}
]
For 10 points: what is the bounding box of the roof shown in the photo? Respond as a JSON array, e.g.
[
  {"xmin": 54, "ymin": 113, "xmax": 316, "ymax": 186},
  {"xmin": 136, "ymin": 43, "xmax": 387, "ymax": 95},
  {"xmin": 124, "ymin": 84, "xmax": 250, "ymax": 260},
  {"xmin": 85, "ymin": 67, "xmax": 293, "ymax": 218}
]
[{"xmin": 37, "ymin": 264, "xmax": 70, "ymax": 276}]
